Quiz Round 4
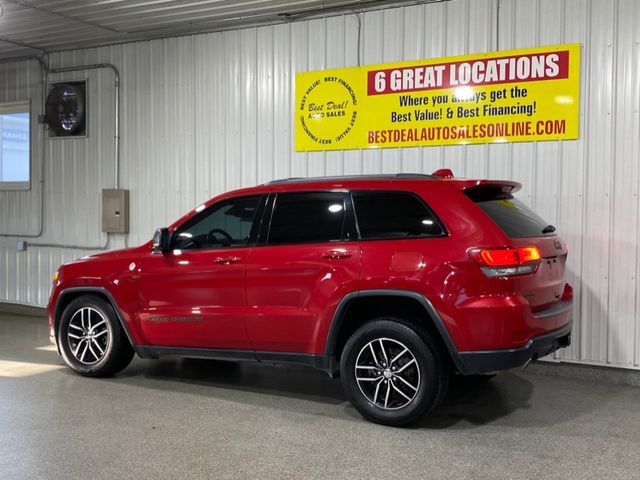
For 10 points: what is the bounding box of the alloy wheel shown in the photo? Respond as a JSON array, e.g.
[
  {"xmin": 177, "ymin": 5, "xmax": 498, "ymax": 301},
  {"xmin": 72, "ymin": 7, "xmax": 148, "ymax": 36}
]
[
  {"xmin": 354, "ymin": 337, "xmax": 421, "ymax": 410},
  {"xmin": 67, "ymin": 307, "xmax": 111, "ymax": 365}
]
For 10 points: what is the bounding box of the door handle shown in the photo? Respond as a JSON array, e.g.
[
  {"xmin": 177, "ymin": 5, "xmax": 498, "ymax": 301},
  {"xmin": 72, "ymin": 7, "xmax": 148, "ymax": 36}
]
[
  {"xmin": 321, "ymin": 249, "xmax": 352, "ymax": 260},
  {"xmin": 214, "ymin": 256, "xmax": 241, "ymax": 265}
]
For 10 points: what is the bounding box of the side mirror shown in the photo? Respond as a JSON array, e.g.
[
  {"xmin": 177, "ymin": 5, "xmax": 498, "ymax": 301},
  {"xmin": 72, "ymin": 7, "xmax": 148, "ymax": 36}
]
[{"xmin": 152, "ymin": 227, "xmax": 171, "ymax": 253}]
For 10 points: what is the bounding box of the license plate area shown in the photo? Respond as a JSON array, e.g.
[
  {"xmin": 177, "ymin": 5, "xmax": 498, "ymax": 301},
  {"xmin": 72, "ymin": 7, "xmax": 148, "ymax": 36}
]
[{"xmin": 540, "ymin": 256, "xmax": 564, "ymax": 281}]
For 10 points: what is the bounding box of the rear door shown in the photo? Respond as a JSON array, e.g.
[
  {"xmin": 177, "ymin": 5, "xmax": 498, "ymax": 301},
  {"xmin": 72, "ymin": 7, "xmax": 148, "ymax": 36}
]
[
  {"xmin": 353, "ymin": 190, "xmax": 448, "ymax": 292},
  {"xmin": 244, "ymin": 191, "xmax": 360, "ymax": 353},
  {"xmin": 464, "ymin": 187, "xmax": 568, "ymax": 311}
]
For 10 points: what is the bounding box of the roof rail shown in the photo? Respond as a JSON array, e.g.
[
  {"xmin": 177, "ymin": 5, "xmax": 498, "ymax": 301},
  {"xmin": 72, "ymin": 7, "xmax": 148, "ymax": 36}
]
[{"xmin": 266, "ymin": 173, "xmax": 437, "ymax": 185}]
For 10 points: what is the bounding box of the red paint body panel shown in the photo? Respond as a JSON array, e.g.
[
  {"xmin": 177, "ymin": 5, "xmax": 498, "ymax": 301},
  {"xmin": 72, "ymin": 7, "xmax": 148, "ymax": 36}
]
[
  {"xmin": 245, "ymin": 243, "xmax": 360, "ymax": 353},
  {"xmin": 137, "ymin": 248, "xmax": 251, "ymax": 349},
  {"xmin": 47, "ymin": 175, "xmax": 572, "ymax": 365},
  {"xmin": 47, "ymin": 245, "xmax": 150, "ymax": 345}
]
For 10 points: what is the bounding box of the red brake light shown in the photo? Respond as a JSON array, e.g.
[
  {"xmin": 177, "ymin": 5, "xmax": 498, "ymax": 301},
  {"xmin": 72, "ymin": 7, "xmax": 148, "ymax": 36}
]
[
  {"xmin": 476, "ymin": 247, "xmax": 541, "ymax": 267},
  {"xmin": 470, "ymin": 247, "xmax": 542, "ymax": 277},
  {"xmin": 479, "ymin": 249, "xmax": 518, "ymax": 266}
]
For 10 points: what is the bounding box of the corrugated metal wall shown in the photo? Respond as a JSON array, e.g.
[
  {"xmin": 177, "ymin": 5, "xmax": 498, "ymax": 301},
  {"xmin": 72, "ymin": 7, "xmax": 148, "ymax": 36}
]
[{"xmin": 1, "ymin": 0, "xmax": 639, "ymax": 370}]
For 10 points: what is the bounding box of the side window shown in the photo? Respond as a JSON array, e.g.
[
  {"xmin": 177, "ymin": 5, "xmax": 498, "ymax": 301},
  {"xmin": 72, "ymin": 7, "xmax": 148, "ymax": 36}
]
[
  {"xmin": 352, "ymin": 190, "xmax": 444, "ymax": 239},
  {"xmin": 268, "ymin": 192, "xmax": 347, "ymax": 245},
  {"xmin": 173, "ymin": 195, "xmax": 261, "ymax": 250}
]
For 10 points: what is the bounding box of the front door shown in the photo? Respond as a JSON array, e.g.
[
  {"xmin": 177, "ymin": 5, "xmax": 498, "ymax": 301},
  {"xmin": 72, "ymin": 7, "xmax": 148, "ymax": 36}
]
[{"xmin": 137, "ymin": 195, "xmax": 262, "ymax": 349}]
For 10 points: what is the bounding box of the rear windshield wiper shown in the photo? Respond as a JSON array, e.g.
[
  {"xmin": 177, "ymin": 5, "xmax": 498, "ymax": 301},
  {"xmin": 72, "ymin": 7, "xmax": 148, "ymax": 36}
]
[{"xmin": 542, "ymin": 224, "xmax": 556, "ymax": 234}]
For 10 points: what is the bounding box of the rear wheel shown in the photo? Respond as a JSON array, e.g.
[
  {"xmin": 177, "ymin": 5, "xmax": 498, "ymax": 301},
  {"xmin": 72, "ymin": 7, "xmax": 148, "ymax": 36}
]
[
  {"xmin": 340, "ymin": 318, "xmax": 449, "ymax": 426},
  {"xmin": 58, "ymin": 295, "xmax": 134, "ymax": 377}
]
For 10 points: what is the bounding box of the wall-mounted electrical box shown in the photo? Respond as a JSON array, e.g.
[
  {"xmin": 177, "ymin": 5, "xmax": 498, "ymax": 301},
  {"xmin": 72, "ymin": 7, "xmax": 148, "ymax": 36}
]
[{"xmin": 102, "ymin": 189, "xmax": 129, "ymax": 233}]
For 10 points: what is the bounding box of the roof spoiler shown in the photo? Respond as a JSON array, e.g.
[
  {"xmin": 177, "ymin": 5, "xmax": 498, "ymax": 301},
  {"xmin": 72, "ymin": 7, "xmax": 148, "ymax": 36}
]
[
  {"xmin": 431, "ymin": 168, "xmax": 454, "ymax": 179},
  {"xmin": 459, "ymin": 180, "xmax": 522, "ymax": 194},
  {"xmin": 431, "ymin": 168, "xmax": 521, "ymax": 193}
]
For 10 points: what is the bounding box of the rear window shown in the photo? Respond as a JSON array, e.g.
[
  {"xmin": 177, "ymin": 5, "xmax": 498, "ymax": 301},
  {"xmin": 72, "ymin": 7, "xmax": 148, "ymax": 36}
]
[
  {"xmin": 352, "ymin": 190, "xmax": 444, "ymax": 239},
  {"xmin": 465, "ymin": 187, "xmax": 553, "ymax": 238}
]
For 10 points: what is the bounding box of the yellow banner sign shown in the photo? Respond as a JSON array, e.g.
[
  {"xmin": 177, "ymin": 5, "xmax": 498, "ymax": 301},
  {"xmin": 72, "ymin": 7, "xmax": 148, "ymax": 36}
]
[{"xmin": 295, "ymin": 44, "xmax": 580, "ymax": 151}]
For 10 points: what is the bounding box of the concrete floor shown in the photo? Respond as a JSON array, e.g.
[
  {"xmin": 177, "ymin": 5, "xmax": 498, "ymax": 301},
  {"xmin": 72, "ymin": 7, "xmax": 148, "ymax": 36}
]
[{"xmin": 1, "ymin": 314, "xmax": 639, "ymax": 480}]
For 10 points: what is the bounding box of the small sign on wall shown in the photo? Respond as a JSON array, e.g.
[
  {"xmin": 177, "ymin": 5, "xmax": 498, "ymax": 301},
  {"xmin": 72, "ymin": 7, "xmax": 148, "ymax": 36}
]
[{"xmin": 295, "ymin": 43, "xmax": 580, "ymax": 151}]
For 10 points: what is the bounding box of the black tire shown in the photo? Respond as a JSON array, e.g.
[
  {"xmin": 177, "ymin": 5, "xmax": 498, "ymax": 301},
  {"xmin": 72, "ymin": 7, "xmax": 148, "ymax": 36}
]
[
  {"xmin": 58, "ymin": 295, "xmax": 134, "ymax": 377},
  {"xmin": 340, "ymin": 318, "xmax": 449, "ymax": 427}
]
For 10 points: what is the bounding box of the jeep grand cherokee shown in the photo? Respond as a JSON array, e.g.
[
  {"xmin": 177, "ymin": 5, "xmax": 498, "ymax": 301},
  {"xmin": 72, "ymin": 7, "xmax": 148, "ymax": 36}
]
[{"xmin": 48, "ymin": 170, "xmax": 573, "ymax": 426}]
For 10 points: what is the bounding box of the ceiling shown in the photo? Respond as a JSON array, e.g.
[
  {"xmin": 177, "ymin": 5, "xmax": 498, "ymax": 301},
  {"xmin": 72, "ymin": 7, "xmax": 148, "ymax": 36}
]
[{"xmin": 0, "ymin": 0, "xmax": 443, "ymax": 59}]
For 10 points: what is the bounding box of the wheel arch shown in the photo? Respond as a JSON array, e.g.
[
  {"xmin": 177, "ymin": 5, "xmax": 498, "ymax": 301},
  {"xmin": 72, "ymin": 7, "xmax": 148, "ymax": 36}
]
[
  {"xmin": 54, "ymin": 287, "xmax": 137, "ymax": 349},
  {"xmin": 325, "ymin": 289, "xmax": 466, "ymax": 374}
]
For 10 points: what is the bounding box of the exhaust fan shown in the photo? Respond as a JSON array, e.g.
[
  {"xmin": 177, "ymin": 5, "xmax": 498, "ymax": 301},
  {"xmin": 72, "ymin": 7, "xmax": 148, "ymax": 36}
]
[{"xmin": 45, "ymin": 81, "xmax": 87, "ymax": 137}]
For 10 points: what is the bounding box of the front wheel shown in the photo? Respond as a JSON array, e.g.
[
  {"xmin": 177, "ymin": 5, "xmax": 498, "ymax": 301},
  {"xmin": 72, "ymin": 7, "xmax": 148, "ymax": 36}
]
[
  {"xmin": 340, "ymin": 318, "xmax": 449, "ymax": 426},
  {"xmin": 58, "ymin": 295, "xmax": 134, "ymax": 377}
]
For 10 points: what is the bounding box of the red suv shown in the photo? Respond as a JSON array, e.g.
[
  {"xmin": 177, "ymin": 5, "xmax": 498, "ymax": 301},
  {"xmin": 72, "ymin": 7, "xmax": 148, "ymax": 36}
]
[{"xmin": 47, "ymin": 171, "xmax": 573, "ymax": 426}]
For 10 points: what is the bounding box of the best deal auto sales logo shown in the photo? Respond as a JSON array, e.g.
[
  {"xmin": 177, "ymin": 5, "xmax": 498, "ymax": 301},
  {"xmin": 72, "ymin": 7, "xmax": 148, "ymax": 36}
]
[{"xmin": 298, "ymin": 75, "xmax": 358, "ymax": 146}]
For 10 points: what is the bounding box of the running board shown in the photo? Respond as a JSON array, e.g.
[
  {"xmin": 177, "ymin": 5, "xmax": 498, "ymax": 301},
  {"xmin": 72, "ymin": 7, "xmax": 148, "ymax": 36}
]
[{"xmin": 135, "ymin": 345, "xmax": 338, "ymax": 377}]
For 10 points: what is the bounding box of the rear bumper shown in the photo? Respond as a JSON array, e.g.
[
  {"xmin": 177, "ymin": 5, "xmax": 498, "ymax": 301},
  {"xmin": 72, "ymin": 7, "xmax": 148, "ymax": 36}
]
[{"xmin": 457, "ymin": 319, "xmax": 572, "ymax": 375}]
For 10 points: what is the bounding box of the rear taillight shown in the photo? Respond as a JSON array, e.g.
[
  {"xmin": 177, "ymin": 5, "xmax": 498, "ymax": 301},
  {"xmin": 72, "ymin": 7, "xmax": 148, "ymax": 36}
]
[{"xmin": 470, "ymin": 247, "xmax": 542, "ymax": 277}]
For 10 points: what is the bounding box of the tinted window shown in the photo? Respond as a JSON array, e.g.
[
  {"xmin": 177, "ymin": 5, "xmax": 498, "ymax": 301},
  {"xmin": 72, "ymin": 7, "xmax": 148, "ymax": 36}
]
[
  {"xmin": 268, "ymin": 192, "xmax": 346, "ymax": 245},
  {"xmin": 352, "ymin": 191, "xmax": 444, "ymax": 239},
  {"xmin": 465, "ymin": 187, "xmax": 552, "ymax": 238},
  {"xmin": 173, "ymin": 196, "xmax": 260, "ymax": 250}
]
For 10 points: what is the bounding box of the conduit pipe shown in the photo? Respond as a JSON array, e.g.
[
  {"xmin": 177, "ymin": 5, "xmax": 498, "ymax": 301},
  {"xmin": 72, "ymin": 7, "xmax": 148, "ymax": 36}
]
[{"xmin": 0, "ymin": 56, "xmax": 121, "ymax": 250}]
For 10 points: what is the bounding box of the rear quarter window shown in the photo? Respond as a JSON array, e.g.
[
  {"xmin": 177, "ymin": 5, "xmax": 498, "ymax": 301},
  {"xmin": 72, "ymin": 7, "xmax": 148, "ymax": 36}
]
[
  {"xmin": 465, "ymin": 187, "xmax": 553, "ymax": 238},
  {"xmin": 352, "ymin": 190, "xmax": 445, "ymax": 239}
]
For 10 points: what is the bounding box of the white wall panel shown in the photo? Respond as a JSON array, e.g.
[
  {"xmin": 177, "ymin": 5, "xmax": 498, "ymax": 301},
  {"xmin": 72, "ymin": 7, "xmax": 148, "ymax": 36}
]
[
  {"xmin": 609, "ymin": 0, "xmax": 640, "ymax": 367},
  {"xmin": 1, "ymin": 0, "xmax": 639, "ymax": 370}
]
